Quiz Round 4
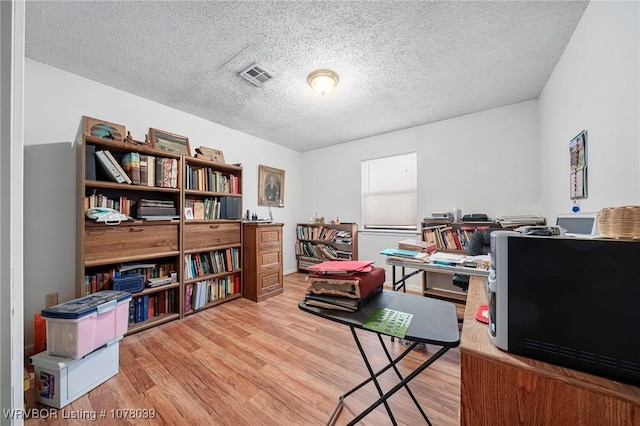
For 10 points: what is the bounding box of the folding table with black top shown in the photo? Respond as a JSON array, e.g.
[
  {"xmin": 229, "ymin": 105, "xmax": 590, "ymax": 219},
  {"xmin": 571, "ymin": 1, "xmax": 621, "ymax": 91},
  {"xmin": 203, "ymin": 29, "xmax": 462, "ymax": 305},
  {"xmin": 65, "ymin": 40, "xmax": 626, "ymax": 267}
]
[{"xmin": 298, "ymin": 290, "xmax": 460, "ymax": 426}]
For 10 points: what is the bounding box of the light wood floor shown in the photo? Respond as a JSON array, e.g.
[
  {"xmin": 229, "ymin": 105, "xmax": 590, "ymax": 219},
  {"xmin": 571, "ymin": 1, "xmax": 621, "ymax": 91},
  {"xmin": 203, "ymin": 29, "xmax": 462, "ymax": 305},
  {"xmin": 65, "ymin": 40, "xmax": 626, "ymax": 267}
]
[{"xmin": 26, "ymin": 273, "xmax": 461, "ymax": 425}]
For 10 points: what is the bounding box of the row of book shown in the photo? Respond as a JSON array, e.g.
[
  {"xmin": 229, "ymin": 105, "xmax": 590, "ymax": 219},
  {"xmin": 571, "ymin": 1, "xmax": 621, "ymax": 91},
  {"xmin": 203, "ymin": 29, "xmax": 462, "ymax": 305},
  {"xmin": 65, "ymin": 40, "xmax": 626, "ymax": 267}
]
[
  {"xmin": 184, "ymin": 164, "xmax": 240, "ymax": 194},
  {"xmin": 184, "ymin": 275, "xmax": 240, "ymax": 312},
  {"xmin": 184, "ymin": 196, "xmax": 242, "ymax": 220},
  {"xmin": 89, "ymin": 146, "xmax": 178, "ymax": 188},
  {"xmin": 84, "ymin": 261, "xmax": 176, "ymax": 294},
  {"xmin": 128, "ymin": 289, "xmax": 176, "ymax": 324},
  {"xmin": 423, "ymin": 224, "xmax": 495, "ymax": 252},
  {"xmin": 84, "ymin": 193, "xmax": 135, "ymax": 216},
  {"xmin": 295, "ymin": 241, "xmax": 352, "ymax": 260},
  {"xmin": 296, "ymin": 225, "xmax": 352, "ymax": 243},
  {"xmin": 184, "ymin": 248, "xmax": 240, "ymax": 280}
]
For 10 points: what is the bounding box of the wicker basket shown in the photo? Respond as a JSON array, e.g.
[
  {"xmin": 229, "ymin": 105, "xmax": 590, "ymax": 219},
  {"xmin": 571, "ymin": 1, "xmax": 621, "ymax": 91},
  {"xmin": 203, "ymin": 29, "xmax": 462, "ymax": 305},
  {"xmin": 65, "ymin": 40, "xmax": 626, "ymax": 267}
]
[{"xmin": 597, "ymin": 206, "xmax": 640, "ymax": 239}]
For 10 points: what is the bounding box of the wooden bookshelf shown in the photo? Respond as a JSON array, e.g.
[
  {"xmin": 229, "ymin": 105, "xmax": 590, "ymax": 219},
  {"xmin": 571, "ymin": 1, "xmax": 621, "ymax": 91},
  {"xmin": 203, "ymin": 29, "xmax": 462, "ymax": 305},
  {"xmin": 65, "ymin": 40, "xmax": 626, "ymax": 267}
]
[
  {"xmin": 295, "ymin": 222, "xmax": 358, "ymax": 272},
  {"xmin": 77, "ymin": 120, "xmax": 243, "ymax": 335},
  {"xmin": 182, "ymin": 154, "xmax": 243, "ymax": 316},
  {"xmin": 422, "ymin": 220, "xmax": 502, "ymax": 253}
]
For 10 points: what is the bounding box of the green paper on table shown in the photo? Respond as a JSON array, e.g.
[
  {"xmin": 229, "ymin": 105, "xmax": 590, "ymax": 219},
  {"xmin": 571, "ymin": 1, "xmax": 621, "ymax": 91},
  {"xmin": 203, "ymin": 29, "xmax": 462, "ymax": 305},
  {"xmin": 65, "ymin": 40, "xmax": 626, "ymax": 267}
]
[{"xmin": 363, "ymin": 307, "xmax": 413, "ymax": 338}]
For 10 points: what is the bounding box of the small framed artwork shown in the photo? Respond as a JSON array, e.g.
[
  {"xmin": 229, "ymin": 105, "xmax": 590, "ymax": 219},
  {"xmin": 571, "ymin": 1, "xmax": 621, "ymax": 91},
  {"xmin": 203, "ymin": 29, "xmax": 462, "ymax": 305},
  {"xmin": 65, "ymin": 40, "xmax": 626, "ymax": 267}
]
[
  {"xmin": 83, "ymin": 116, "xmax": 126, "ymax": 142},
  {"xmin": 184, "ymin": 207, "xmax": 194, "ymax": 220},
  {"xmin": 149, "ymin": 128, "xmax": 191, "ymax": 156},
  {"xmin": 196, "ymin": 146, "xmax": 225, "ymax": 163},
  {"xmin": 258, "ymin": 165, "xmax": 285, "ymax": 207},
  {"xmin": 569, "ymin": 130, "xmax": 588, "ymax": 199}
]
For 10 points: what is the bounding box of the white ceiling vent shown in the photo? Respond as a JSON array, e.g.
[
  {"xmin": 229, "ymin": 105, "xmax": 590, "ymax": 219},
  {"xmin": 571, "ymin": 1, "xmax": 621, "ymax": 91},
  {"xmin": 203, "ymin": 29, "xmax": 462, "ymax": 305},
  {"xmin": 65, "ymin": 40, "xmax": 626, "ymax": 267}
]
[{"xmin": 238, "ymin": 63, "xmax": 273, "ymax": 86}]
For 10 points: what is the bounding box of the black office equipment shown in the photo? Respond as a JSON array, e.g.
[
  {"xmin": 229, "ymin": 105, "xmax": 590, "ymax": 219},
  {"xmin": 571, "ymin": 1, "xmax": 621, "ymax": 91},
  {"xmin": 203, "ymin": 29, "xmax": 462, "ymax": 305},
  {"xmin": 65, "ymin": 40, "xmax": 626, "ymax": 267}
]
[{"xmin": 488, "ymin": 231, "xmax": 640, "ymax": 386}]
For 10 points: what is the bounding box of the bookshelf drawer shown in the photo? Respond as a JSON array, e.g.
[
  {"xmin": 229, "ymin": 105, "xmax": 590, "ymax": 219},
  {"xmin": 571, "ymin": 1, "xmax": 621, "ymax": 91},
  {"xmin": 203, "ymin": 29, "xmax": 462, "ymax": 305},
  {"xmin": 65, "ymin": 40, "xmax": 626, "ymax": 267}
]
[
  {"xmin": 256, "ymin": 247, "xmax": 282, "ymax": 272},
  {"xmin": 84, "ymin": 224, "xmax": 179, "ymax": 264},
  {"xmin": 184, "ymin": 222, "xmax": 240, "ymax": 251}
]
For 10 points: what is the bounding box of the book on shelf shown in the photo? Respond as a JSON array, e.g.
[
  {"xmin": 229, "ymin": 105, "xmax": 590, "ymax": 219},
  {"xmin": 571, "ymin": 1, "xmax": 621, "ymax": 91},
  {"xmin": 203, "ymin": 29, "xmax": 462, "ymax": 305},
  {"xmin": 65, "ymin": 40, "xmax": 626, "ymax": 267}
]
[
  {"xmin": 184, "ymin": 283, "xmax": 193, "ymax": 313},
  {"xmin": 147, "ymin": 155, "xmax": 155, "ymax": 187},
  {"xmin": 95, "ymin": 150, "xmax": 127, "ymax": 183},
  {"xmin": 170, "ymin": 158, "xmax": 178, "ymax": 188},
  {"xmin": 139, "ymin": 198, "xmax": 175, "ymax": 208},
  {"xmin": 193, "ymin": 202, "xmax": 205, "ymax": 220},
  {"xmin": 146, "ymin": 276, "xmax": 173, "ymax": 288},
  {"xmin": 139, "ymin": 155, "xmax": 148, "ymax": 186},
  {"xmin": 85, "ymin": 144, "xmax": 96, "ymax": 181},
  {"xmin": 155, "ymin": 157, "xmax": 178, "ymax": 188},
  {"xmin": 103, "ymin": 150, "xmax": 132, "ymax": 184},
  {"xmin": 220, "ymin": 197, "xmax": 242, "ymax": 219},
  {"xmin": 136, "ymin": 206, "xmax": 178, "ymax": 216},
  {"xmin": 139, "ymin": 215, "xmax": 180, "ymax": 221},
  {"xmin": 122, "ymin": 152, "xmax": 141, "ymax": 185}
]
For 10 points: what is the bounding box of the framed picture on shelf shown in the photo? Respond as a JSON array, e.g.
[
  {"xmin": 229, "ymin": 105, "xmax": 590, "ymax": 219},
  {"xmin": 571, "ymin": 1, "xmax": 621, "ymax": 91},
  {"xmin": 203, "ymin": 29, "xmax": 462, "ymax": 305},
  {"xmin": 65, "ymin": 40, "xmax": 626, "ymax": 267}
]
[
  {"xmin": 195, "ymin": 146, "xmax": 225, "ymax": 163},
  {"xmin": 83, "ymin": 116, "xmax": 126, "ymax": 142},
  {"xmin": 149, "ymin": 128, "xmax": 191, "ymax": 156},
  {"xmin": 184, "ymin": 207, "xmax": 194, "ymax": 220},
  {"xmin": 258, "ymin": 165, "xmax": 285, "ymax": 207}
]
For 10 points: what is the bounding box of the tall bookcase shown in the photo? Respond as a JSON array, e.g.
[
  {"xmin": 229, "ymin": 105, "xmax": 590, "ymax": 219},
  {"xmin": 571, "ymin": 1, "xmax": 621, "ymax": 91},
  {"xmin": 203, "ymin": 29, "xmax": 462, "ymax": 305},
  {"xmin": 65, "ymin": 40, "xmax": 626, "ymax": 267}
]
[
  {"xmin": 295, "ymin": 223, "xmax": 358, "ymax": 272},
  {"xmin": 182, "ymin": 156, "xmax": 243, "ymax": 317},
  {"xmin": 77, "ymin": 133, "xmax": 243, "ymax": 335}
]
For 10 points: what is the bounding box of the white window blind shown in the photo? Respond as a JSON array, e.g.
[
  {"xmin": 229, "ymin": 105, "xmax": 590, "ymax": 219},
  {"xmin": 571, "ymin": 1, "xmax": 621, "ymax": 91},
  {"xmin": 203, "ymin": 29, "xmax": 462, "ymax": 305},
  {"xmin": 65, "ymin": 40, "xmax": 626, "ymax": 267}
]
[{"xmin": 361, "ymin": 152, "xmax": 417, "ymax": 230}]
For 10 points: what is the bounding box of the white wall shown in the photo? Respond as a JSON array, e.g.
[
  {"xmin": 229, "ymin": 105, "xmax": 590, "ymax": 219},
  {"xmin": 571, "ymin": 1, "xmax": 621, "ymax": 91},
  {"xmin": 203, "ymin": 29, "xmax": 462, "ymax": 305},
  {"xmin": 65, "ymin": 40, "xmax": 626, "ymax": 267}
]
[
  {"xmin": 539, "ymin": 0, "xmax": 640, "ymax": 220},
  {"xmin": 301, "ymin": 100, "xmax": 541, "ymax": 289},
  {"xmin": 23, "ymin": 59, "xmax": 303, "ymax": 350}
]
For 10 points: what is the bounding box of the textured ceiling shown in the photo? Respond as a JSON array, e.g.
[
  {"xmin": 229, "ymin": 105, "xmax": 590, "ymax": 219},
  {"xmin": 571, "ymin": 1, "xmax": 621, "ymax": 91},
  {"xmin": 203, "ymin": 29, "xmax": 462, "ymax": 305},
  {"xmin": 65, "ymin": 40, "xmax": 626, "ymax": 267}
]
[{"xmin": 25, "ymin": 1, "xmax": 589, "ymax": 152}]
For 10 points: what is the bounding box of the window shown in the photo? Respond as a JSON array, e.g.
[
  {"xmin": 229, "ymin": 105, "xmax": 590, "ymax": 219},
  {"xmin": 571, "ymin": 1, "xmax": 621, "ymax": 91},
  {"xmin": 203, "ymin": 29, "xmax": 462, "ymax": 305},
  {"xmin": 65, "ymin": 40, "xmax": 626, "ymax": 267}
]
[{"xmin": 361, "ymin": 152, "xmax": 417, "ymax": 230}]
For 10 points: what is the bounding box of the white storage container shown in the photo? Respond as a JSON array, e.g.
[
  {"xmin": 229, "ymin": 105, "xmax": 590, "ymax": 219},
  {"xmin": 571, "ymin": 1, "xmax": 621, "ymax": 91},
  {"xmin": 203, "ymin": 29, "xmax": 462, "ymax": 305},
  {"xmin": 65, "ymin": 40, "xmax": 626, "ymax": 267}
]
[
  {"xmin": 29, "ymin": 337, "xmax": 121, "ymax": 409},
  {"xmin": 41, "ymin": 290, "xmax": 131, "ymax": 359}
]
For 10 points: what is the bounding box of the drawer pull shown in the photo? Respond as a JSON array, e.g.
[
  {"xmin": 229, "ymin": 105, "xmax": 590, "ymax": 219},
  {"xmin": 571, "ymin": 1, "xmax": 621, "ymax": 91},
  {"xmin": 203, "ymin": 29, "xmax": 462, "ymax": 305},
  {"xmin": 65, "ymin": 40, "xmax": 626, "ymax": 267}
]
[
  {"xmin": 209, "ymin": 225, "xmax": 220, "ymax": 229},
  {"xmin": 129, "ymin": 228, "xmax": 144, "ymax": 232},
  {"xmin": 87, "ymin": 229, "xmax": 106, "ymax": 236}
]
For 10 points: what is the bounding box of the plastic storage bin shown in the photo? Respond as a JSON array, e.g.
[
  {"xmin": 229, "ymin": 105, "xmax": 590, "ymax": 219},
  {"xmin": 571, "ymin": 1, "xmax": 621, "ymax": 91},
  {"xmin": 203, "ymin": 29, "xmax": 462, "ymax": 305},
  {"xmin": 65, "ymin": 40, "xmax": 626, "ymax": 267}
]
[
  {"xmin": 29, "ymin": 337, "xmax": 121, "ymax": 408},
  {"xmin": 41, "ymin": 290, "xmax": 131, "ymax": 359}
]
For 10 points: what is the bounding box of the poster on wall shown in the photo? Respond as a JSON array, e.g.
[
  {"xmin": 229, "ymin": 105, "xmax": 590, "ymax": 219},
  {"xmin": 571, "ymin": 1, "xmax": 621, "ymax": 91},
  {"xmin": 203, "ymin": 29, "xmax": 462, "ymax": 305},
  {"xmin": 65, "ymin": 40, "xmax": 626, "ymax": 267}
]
[{"xmin": 569, "ymin": 130, "xmax": 587, "ymax": 199}]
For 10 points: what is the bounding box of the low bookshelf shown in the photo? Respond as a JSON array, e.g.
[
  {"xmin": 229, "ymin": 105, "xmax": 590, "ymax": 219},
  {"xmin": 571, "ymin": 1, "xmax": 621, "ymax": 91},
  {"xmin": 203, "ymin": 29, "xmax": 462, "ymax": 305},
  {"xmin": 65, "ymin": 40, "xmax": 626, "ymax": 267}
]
[{"xmin": 295, "ymin": 222, "xmax": 358, "ymax": 272}]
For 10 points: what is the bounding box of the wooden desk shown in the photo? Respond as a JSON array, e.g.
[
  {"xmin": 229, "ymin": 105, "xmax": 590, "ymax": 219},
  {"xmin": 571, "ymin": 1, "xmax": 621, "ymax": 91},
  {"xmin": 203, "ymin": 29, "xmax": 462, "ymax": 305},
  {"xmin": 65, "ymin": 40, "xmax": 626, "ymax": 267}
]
[{"xmin": 460, "ymin": 277, "xmax": 640, "ymax": 425}]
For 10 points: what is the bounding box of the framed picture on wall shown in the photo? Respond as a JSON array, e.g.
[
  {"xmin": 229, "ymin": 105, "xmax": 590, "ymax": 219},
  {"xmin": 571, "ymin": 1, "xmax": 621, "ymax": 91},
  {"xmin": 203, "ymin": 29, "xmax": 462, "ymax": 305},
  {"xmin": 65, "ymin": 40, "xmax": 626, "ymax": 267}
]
[
  {"xmin": 569, "ymin": 130, "xmax": 587, "ymax": 199},
  {"xmin": 258, "ymin": 165, "xmax": 285, "ymax": 207},
  {"xmin": 149, "ymin": 128, "xmax": 191, "ymax": 156}
]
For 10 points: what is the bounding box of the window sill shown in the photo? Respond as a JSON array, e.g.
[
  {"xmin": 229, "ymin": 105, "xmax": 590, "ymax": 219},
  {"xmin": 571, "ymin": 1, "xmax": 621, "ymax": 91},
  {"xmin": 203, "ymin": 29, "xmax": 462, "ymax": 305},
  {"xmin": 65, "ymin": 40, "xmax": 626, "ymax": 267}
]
[{"xmin": 359, "ymin": 228, "xmax": 420, "ymax": 237}]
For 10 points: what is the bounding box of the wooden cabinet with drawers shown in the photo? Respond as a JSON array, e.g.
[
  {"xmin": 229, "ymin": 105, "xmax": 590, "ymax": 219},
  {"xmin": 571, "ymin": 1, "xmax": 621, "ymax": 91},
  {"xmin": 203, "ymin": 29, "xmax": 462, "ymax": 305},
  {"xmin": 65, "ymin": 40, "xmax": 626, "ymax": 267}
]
[{"xmin": 242, "ymin": 223, "xmax": 283, "ymax": 302}]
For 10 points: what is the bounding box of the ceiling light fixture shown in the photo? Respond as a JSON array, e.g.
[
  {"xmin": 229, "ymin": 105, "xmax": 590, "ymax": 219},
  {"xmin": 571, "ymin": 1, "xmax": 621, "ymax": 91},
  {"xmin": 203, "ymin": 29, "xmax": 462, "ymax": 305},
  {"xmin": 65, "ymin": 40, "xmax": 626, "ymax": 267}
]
[{"xmin": 307, "ymin": 69, "xmax": 339, "ymax": 95}]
